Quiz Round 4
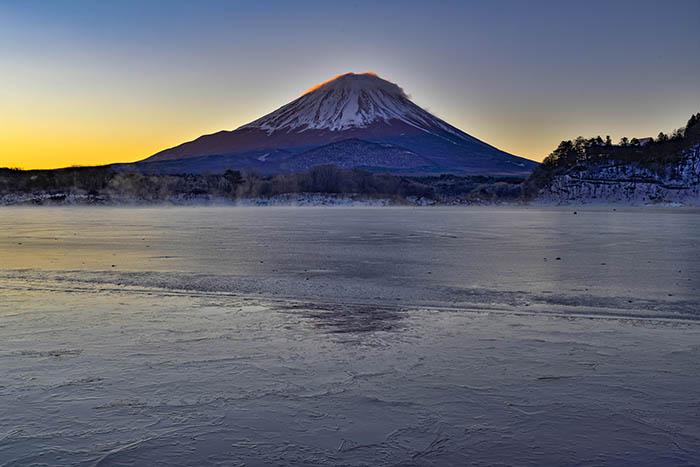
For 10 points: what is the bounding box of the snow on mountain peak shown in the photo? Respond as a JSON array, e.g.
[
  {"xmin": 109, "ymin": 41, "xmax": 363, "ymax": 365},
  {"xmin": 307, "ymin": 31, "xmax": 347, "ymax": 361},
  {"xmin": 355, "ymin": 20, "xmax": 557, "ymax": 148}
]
[
  {"xmin": 301, "ymin": 72, "xmax": 407, "ymax": 98},
  {"xmin": 240, "ymin": 72, "xmax": 453, "ymax": 134}
]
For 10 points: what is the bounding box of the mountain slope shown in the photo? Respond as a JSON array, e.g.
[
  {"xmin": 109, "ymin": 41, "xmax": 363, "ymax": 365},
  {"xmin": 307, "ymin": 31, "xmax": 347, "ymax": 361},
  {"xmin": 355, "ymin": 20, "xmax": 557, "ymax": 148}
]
[
  {"xmin": 278, "ymin": 139, "xmax": 435, "ymax": 173},
  {"xmin": 138, "ymin": 72, "xmax": 537, "ymax": 176}
]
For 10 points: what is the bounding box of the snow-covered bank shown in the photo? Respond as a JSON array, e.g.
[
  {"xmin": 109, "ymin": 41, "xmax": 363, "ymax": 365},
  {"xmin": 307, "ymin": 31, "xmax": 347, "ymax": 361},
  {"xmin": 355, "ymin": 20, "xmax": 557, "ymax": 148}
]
[
  {"xmin": 0, "ymin": 192, "xmax": 512, "ymax": 207},
  {"xmin": 0, "ymin": 192, "xmax": 395, "ymax": 207},
  {"xmin": 5, "ymin": 191, "xmax": 700, "ymax": 208},
  {"xmin": 536, "ymin": 143, "xmax": 700, "ymax": 205}
]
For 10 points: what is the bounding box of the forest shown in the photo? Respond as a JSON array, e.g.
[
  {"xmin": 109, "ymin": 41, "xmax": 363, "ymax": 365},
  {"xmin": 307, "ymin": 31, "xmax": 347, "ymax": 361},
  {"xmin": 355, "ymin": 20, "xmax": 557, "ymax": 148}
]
[
  {"xmin": 0, "ymin": 165, "xmax": 524, "ymax": 205},
  {"xmin": 524, "ymin": 113, "xmax": 700, "ymax": 196}
]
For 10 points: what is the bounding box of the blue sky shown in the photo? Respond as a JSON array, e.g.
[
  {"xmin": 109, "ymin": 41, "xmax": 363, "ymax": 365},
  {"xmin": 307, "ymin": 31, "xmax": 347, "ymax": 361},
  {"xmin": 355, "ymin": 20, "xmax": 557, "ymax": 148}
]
[{"xmin": 2, "ymin": 0, "xmax": 699, "ymax": 168}]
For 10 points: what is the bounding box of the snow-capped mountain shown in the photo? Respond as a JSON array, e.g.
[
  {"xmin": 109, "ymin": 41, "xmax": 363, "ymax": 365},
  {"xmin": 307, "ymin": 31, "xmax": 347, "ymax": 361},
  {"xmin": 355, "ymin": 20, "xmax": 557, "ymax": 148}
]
[
  {"xmin": 136, "ymin": 72, "xmax": 537, "ymax": 176},
  {"xmin": 242, "ymin": 72, "xmax": 461, "ymax": 134}
]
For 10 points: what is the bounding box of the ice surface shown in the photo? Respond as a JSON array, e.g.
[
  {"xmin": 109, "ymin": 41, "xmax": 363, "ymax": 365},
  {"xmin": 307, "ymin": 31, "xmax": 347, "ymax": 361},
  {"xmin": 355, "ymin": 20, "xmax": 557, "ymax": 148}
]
[{"xmin": 1, "ymin": 206, "xmax": 699, "ymax": 465}]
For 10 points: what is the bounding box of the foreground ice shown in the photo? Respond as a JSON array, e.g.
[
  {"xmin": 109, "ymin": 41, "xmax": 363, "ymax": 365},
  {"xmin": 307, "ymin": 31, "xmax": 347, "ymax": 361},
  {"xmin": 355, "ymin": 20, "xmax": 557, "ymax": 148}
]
[{"xmin": 1, "ymin": 206, "xmax": 699, "ymax": 465}]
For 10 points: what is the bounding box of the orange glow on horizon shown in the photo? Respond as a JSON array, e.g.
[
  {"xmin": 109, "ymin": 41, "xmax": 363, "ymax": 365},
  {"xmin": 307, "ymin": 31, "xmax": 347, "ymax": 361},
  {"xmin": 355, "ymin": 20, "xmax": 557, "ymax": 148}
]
[{"xmin": 1, "ymin": 70, "xmax": 556, "ymax": 171}]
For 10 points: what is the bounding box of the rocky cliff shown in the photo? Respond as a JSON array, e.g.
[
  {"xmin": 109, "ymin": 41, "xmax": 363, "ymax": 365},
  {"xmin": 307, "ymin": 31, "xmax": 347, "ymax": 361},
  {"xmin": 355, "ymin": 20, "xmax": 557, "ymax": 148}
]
[{"xmin": 537, "ymin": 143, "xmax": 700, "ymax": 204}]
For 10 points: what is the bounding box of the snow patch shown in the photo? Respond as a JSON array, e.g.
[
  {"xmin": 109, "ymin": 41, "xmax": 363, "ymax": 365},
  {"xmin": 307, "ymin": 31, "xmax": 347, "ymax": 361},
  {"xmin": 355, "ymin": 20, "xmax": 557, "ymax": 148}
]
[{"xmin": 240, "ymin": 72, "xmax": 466, "ymax": 139}]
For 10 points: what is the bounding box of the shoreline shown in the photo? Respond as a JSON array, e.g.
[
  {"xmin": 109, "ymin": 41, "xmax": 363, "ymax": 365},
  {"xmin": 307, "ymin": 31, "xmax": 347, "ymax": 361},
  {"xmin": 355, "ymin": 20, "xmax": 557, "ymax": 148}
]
[{"xmin": 2, "ymin": 192, "xmax": 699, "ymax": 207}]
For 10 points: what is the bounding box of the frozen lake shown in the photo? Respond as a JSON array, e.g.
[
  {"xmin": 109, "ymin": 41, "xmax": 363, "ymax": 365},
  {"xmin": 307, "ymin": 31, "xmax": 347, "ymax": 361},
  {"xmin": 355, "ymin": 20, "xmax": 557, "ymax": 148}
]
[{"xmin": 1, "ymin": 206, "xmax": 699, "ymax": 465}]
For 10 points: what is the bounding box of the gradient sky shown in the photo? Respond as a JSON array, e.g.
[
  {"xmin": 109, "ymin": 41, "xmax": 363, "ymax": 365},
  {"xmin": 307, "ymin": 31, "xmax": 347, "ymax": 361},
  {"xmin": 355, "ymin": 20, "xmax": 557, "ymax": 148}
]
[{"xmin": 2, "ymin": 0, "xmax": 699, "ymax": 169}]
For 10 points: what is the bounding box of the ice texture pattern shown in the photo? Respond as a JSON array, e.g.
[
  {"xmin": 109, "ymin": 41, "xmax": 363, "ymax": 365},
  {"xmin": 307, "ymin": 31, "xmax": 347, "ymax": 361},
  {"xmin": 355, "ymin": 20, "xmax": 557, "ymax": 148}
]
[{"xmin": 1, "ymin": 206, "xmax": 699, "ymax": 466}]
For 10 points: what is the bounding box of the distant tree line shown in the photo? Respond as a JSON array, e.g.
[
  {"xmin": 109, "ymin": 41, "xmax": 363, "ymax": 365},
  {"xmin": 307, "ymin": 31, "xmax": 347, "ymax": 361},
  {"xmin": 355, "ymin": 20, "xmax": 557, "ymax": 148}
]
[
  {"xmin": 0, "ymin": 165, "xmax": 526, "ymax": 205},
  {"xmin": 524, "ymin": 113, "xmax": 700, "ymax": 196},
  {"xmin": 5, "ymin": 113, "xmax": 698, "ymax": 205}
]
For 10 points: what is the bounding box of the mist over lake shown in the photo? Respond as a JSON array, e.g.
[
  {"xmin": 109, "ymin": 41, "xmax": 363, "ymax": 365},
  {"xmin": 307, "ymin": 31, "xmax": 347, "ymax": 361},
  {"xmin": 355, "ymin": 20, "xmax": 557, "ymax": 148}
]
[{"xmin": 1, "ymin": 206, "xmax": 699, "ymax": 465}]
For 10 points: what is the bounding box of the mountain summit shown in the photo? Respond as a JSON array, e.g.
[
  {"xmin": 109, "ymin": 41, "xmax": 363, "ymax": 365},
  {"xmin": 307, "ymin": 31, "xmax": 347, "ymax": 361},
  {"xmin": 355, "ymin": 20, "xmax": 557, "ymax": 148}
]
[
  {"xmin": 137, "ymin": 72, "xmax": 537, "ymax": 175},
  {"xmin": 242, "ymin": 72, "xmax": 445, "ymax": 133}
]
